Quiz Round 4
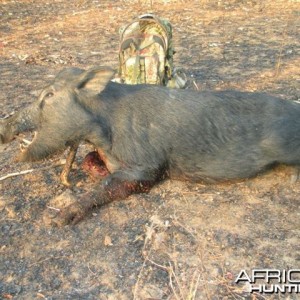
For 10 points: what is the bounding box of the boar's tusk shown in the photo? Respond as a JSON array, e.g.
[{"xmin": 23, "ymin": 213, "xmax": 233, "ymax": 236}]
[
  {"xmin": 20, "ymin": 142, "xmax": 29, "ymax": 152},
  {"xmin": 22, "ymin": 138, "xmax": 32, "ymax": 145}
]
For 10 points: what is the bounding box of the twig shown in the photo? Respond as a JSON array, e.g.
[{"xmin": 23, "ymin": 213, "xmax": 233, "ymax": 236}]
[
  {"xmin": 172, "ymin": 218, "xmax": 198, "ymax": 240},
  {"xmin": 46, "ymin": 206, "xmax": 61, "ymax": 212},
  {"xmin": 0, "ymin": 160, "xmax": 66, "ymax": 182},
  {"xmin": 0, "ymin": 169, "xmax": 34, "ymax": 181},
  {"xmin": 147, "ymin": 258, "xmax": 169, "ymax": 271},
  {"xmin": 147, "ymin": 258, "xmax": 182, "ymax": 300},
  {"xmin": 169, "ymin": 261, "xmax": 184, "ymax": 300},
  {"xmin": 188, "ymin": 271, "xmax": 201, "ymax": 300},
  {"xmin": 29, "ymin": 255, "xmax": 65, "ymax": 267},
  {"xmin": 133, "ymin": 252, "xmax": 150, "ymax": 300},
  {"xmin": 193, "ymin": 80, "xmax": 200, "ymax": 90},
  {"xmin": 193, "ymin": 274, "xmax": 201, "ymax": 300}
]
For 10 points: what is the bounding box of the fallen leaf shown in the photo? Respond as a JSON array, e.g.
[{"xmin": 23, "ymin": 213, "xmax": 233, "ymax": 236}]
[{"xmin": 104, "ymin": 235, "xmax": 113, "ymax": 246}]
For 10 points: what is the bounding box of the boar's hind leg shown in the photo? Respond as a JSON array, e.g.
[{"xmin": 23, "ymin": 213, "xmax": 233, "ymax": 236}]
[
  {"xmin": 60, "ymin": 142, "xmax": 79, "ymax": 187},
  {"xmin": 50, "ymin": 169, "xmax": 157, "ymax": 226}
]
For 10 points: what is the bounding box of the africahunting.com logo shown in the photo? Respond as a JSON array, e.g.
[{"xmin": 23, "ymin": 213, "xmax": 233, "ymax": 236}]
[{"xmin": 235, "ymin": 269, "xmax": 300, "ymax": 294}]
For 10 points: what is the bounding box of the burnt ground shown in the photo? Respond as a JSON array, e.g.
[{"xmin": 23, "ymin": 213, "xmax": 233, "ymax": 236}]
[{"xmin": 0, "ymin": 0, "xmax": 300, "ymax": 299}]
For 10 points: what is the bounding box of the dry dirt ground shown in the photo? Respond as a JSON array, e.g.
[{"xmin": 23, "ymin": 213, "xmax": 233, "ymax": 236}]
[{"xmin": 0, "ymin": 0, "xmax": 300, "ymax": 299}]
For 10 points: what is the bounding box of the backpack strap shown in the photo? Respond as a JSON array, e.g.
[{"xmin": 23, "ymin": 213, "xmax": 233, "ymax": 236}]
[
  {"xmin": 119, "ymin": 37, "xmax": 145, "ymax": 84},
  {"xmin": 120, "ymin": 37, "xmax": 138, "ymax": 51}
]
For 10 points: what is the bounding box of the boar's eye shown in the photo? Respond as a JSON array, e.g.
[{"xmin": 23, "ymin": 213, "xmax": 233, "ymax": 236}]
[
  {"xmin": 45, "ymin": 92, "xmax": 54, "ymax": 98},
  {"xmin": 39, "ymin": 91, "xmax": 54, "ymax": 109}
]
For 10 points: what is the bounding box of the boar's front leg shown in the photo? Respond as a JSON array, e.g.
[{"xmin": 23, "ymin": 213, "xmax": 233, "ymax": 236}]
[
  {"xmin": 60, "ymin": 142, "xmax": 79, "ymax": 187},
  {"xmin": 45, "ymin": 169, "xmax": 158, "ymax": 226}
]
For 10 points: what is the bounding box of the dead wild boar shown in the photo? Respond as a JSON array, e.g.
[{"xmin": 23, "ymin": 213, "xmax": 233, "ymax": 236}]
[{"xmin": 1, "ymin": 66, "xmax": 300, "ymax": 225}]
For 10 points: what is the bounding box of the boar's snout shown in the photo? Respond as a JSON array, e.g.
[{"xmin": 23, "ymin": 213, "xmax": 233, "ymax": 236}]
[
  {"xmin": 0, "ymin": 118, "xmax": 16, "ymax": 144},
  {"xmin": 0, "ymin": 121, "xmax": 9, "ymax": 144}
]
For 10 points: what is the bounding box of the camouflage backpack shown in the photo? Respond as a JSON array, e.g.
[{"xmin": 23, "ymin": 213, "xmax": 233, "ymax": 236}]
[{"xmin": 117, "ymin": 14, "xmax": 186, "ymax": 88}]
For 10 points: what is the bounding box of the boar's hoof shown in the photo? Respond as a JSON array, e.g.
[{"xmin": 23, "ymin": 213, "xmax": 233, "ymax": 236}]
[
  {"xmin": 60, "ymin": 171, "xmax": 72, "ymax": 187},
  {"xmin": 59, "ymin": 143, "xmax": 79, "ymax": 187},
  {"xmin": 43, "ymin": 190, "xmax": 92, "ymax": 226}
]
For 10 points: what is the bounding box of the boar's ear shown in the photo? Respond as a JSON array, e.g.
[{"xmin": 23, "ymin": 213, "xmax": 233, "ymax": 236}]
[{"xmin": 76, "ymin": 67, "xmax": 115, "ymax": 95}]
